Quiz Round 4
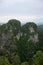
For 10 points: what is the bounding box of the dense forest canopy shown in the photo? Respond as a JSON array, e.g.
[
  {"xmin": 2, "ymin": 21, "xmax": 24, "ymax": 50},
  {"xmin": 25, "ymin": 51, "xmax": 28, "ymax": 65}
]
[{"xmin": 0, "ymin": 19, "xmax": 43, "ymax": 65}]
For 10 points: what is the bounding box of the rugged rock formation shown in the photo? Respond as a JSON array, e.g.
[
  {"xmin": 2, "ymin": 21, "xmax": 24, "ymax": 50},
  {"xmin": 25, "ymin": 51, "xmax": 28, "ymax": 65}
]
[
  {"xmin": 0, "ymin": 19, "xmax": 21, "ymax": 54},
  {"xmin": 21, "ymin": 22, "xmax": 38, "ymax": 43},
  {"xmin": 0, "ymin": 20, "xmax": 39, "ymax": 52}
]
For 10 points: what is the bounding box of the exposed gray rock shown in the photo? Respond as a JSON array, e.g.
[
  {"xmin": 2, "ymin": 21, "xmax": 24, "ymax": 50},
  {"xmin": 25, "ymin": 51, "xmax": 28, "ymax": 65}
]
[
  {"xmin": 28, "ymin": 34, "xmax": 38, "ymax": 43},
  {"xmin": 29, "ymin": 27, "xmax": 35, "ymax": 33}
]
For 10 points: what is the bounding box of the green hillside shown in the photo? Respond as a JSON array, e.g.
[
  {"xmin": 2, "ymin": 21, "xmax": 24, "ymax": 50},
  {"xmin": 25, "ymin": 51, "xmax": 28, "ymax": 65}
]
[{"xmin": 0, "ymin": 19, "xmax": 43, "ymax": 65}]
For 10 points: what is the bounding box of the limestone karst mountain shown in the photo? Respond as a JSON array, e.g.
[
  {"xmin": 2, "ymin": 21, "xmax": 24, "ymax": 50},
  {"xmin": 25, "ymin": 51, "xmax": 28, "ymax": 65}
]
[
  {"xmin": 21, "ymin": 22, "xmax": 38, "ymax": 43},
  {"xmin": 0, "ymin": 19, "xmax": 21, "ymax": 55},
  {"xmin": 17, "ymin": 22, "xmax": 39, "ymax": 61},
  {"xmin": 0, "ymin": 20, "xmax": 39, "ymax": 56}
]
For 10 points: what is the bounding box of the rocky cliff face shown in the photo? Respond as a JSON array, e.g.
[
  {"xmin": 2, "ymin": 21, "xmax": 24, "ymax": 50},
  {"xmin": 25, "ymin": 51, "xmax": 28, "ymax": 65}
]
[
  {"xmin": 0, "ymin": 19, "xmax": 21, "ymax": 51},
  {"xmin": 0, "ymin": 20, "xmax": 38, "ymax": 50},
  {"xmin": 21, "ymin": 22, "xmax": 38, "ymax": 43}
]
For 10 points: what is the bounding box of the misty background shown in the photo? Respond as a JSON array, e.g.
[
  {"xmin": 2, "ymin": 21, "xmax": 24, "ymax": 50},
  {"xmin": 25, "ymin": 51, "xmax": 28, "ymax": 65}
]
[{"xmin": 0, "ymin": 0, "xmax": 43, "ymax": 25}]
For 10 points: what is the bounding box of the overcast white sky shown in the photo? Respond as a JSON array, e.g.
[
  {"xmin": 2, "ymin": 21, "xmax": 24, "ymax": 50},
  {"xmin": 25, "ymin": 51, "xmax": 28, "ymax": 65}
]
[{"xmin": 0, "ymin": 0, "xmax": 43, "ymax": 24}]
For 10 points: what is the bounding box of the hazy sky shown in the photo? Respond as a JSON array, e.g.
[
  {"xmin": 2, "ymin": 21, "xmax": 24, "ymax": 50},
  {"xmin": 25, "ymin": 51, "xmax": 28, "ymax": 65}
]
[{"xmin": 0, "ymin": 0, "xmax": 43, "ymax": 24}]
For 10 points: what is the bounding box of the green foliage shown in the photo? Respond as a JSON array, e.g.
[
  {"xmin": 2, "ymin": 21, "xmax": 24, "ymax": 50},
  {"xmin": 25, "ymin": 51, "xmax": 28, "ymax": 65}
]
[
  {"xmin": 0, "ymin": 56, "xmax": 10, "ymax": 65},
  {"xmin": 7, "ymin": 19, "xmax": 21, "ymax": 36},
  {"xmin": 17, "ymin": 36, "xmax": 36, "ymax": 62},
  {"xmin": 21, "ymin": 62, "xmax": 28, "ymax": 65},
  {"xmin": 33, "ymin": 51, "xmax": 43, "ymax": 65},
  {"xmin": 38, "ymin": 27, "xmax": 43, "ymax": 50},
  {"xmin": 11, "ymin": 54, "xmax": 20, "ymax": 65},
  {"xmin": 21, "ymin": 22, "xmax": 37, "ymax": 34},
  {"xmin": 15, "ymin": 21, "xmax": 38, "ymax": 62},
  {"xmin": 0, "ymin": 19, "xmax": 43, "ymax": 65}
]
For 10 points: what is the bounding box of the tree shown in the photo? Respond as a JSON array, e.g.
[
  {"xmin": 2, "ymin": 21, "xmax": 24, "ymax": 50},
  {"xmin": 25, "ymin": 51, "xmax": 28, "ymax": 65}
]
[
  {"xmin": 21, "ymin": 62, "xmax": 28, "ymax": 65},
  {"xmin": 38, "ymin": 28, "xmax": 43, "ymax": 51},
  {"xmin": 17, "ymin": 22, "xmax": 38, "ymax": 62},
  {"xmin": 7, "ymin": 19, "xmax": 21, "ymax": 36},
  {"xmin": 11, "ymin": 54, "xmax": 21, "ymax": 65},
  {"xmin": 33, "ymin": 51, "xmax": 43, "ymax": 65},
  {"xmin": 0, "ymin": 56, "xmax": 10, "ymax": 65},
  {"xmin": 17, "ymin": 36, "xmax": 36, "ymax": 62}
]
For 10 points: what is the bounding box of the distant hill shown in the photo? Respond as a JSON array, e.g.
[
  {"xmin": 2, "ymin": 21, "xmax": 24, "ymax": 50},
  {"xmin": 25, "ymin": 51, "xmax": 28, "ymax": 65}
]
[
  {"xmin": 38, "ymin": 25, "xmax": 43, "ymax": 31},
  {"xmin": 0, "ymin": 23, "xmax": 4, "ymax": 25},
  {"xmin": 38, "ymin": 25, "xmax": 43, "ymax": 28}
]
